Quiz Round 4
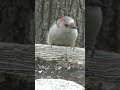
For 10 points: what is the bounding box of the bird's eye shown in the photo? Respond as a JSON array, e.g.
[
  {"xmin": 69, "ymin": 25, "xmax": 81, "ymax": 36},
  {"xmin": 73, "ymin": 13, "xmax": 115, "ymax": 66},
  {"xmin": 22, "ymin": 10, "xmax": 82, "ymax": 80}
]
[{"xmin": 64, "ymin": 24, "xmax": 68, "ymax": 27}]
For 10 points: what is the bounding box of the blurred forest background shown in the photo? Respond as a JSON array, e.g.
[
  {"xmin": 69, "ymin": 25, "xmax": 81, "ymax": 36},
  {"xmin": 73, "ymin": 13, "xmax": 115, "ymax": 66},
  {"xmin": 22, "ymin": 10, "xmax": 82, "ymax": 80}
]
[
  {"xmin": 96, "ymin": 0, "xmax": 120, "ymax": 52},
  {"xmin": 0, "ymin": 0, "xmax": 34, "ymax": 44},
  {"xmin": 0, "ymin": 0, "xmax": 120, "ymax": 52},
  {"xmin": 35, "ymin": 0, "xmax": 85, "ymax": 48}
]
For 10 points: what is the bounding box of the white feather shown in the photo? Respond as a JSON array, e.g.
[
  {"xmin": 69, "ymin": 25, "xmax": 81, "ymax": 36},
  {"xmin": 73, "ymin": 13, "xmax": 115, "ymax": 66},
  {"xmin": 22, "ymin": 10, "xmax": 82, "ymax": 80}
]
[{"xmin": 47, "ymin": 16, "xmax": 78, "ymax": 47}]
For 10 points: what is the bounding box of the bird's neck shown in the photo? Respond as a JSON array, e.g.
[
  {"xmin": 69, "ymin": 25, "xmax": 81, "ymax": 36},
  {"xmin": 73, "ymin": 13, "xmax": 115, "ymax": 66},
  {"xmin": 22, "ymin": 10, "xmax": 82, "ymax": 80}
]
[{"xmin": 57, "ymin": 16, "xmax": 65, "ymax": 27}]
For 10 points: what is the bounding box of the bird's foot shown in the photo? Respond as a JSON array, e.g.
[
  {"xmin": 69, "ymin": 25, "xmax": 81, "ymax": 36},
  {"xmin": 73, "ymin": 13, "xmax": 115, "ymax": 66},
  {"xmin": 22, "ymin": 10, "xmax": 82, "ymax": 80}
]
[
  {"xmin": 50, "ymin": 44, "xmax": 53, "ymax": 48},
  {"xmin": 91, "ymin": 48, "xmax": 95, "ymax": 57},
  {"xmin": 71, "ymin": 46, "xmax": 75, "ymax": 51},
  {"xmin": 85, "ymin": 47, "xmax": 95, "ymax": 57}
]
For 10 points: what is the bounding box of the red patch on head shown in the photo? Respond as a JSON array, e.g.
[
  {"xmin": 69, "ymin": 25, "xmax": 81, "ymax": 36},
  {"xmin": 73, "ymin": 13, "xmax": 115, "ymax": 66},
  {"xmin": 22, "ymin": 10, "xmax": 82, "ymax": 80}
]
[
  {"xmin": 57, "ymin": 16, "xmax": 65, "ymax": 27},
  {"xmin": 69, "ymin": 22, "xmax": 75, "ymax": 27}
]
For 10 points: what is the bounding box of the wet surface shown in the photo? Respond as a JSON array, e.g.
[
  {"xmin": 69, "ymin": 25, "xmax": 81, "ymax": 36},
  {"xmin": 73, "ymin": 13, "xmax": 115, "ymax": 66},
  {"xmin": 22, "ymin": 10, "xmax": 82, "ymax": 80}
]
[
  {"xmin": 35, "ymin": 57, "xmax": 85, "ymax": 86},
  {"xmin": 86, "ymin": 50, "xmax": 120, "ymax": 90}
]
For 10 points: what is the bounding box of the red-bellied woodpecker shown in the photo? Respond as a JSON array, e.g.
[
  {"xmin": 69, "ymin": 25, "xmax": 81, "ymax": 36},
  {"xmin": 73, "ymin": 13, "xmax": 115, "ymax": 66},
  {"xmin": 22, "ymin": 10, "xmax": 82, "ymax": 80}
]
[
  {"xmin": 85, "ymin": 0, "xmax": 105, "ymax": 57},
  {"xmin": 47, "ymin": 16, "xmax": 79, "ymax": 48}
]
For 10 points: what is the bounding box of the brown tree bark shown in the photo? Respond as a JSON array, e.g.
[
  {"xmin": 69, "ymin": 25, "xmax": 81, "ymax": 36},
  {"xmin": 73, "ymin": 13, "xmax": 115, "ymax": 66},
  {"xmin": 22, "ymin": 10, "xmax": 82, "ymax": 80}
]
[{"xmin": 35, "ymin": 0, "xmax": 85, "ymax": 48}]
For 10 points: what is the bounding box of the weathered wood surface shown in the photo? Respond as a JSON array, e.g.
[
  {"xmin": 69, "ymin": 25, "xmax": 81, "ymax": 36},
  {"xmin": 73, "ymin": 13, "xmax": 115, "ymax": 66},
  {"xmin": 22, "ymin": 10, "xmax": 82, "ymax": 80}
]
[
  {"xmin": 35, "ymin": 44, "xmax": 85, "ymax": 65},
  {"xmin": 86, "ymin": 50, "xmax": 120, "ymax": 89},
  {"xmin": 1, "ymin": 42, "xmax": 120, "ymax": 89},
  {"xmin": 0, "ymin": 42, "xmax": 34, "ymax": 82}
]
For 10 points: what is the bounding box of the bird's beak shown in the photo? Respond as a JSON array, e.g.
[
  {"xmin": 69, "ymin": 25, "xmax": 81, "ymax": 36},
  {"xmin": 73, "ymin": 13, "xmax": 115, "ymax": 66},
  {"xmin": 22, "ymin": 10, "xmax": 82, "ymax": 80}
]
[{"xmin": 71, "ymin": 26, "xmax": 80, "ymax": 30}]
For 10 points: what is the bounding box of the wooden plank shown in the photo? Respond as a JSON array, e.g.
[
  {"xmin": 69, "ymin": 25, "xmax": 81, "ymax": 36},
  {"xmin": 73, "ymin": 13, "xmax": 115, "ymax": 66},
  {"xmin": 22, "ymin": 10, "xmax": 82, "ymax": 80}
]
[
  {"xmin": 0, "ymin": 42, "xmax": 34, "ymax": 82},
  {"xmin": 35, "ymin": 44, "xmax": 85, "ymax": 65},
  {"xmin": 86, "ymin": 50, "xmax": 120, "ymax": 89}
]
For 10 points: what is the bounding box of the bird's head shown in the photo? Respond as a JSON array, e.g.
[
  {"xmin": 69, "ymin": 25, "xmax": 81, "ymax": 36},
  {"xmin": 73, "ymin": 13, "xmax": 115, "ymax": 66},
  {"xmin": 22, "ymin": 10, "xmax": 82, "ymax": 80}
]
[{"xmin": 57, "ymin": 16, "xmax": 80, "ymax": 30}]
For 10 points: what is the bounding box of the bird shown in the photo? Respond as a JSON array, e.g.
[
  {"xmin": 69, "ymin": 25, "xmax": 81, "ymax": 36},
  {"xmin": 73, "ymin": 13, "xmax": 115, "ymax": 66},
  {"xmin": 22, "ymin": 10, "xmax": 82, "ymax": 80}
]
[
  {"xmin": 85, "ymin": 0, "xmax": 105, "ymax": 57},
  {"xmin": 47, "ymin": 16, "xmax": 79, "ymax": 48}
]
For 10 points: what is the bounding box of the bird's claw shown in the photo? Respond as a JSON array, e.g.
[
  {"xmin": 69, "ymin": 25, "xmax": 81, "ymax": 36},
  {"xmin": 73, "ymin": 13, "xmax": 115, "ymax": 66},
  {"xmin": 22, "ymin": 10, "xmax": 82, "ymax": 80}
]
[{"xmin": 86, "ymin": 47, "xmax": 95, "ymax": 57}]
